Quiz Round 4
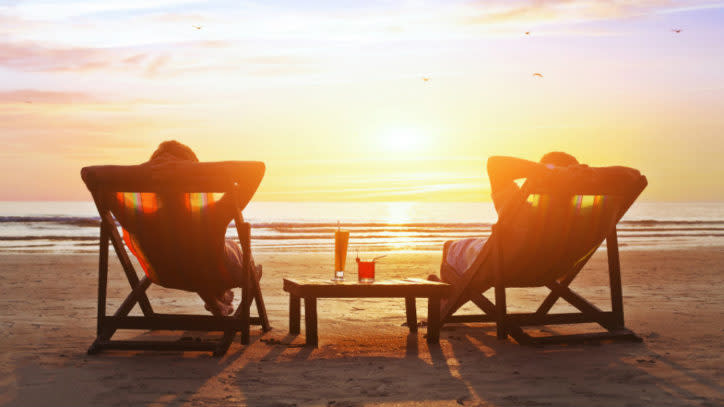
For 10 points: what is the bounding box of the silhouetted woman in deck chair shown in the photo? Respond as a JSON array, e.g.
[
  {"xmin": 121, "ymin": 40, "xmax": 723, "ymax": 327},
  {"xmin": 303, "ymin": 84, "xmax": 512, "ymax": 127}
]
[{"xmin": 433, "ymin": 152, "xmax": 642, "ymax": 286}]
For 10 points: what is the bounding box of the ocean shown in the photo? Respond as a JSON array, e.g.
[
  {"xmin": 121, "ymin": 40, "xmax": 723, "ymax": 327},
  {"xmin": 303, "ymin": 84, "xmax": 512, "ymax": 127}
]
[{"xmin": 0, "ymin": 201, "xmax": 723, "ymax": 254}]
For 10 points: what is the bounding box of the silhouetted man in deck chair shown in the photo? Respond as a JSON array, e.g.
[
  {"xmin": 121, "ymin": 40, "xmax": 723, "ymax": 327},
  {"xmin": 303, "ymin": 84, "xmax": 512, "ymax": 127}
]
[
  {"xmin": 106, "ymin": 140, "xmax": 259, "ymax": 316},
  {"xmin": 83, "ymin": 140, "xmax": 270, "ymax": 355}
]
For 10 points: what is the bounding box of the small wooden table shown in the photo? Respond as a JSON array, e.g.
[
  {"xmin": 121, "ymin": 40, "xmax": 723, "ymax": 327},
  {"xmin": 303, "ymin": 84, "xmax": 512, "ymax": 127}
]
[{"xmin": 283, "ymin": 278, "xmax": 451, "ymax": 347}]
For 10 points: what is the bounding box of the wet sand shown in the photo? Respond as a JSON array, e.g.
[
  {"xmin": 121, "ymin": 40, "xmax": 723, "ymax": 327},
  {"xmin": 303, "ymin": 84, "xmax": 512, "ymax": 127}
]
[{"xmin": 1, "ymin": 248, "xmax": 723, "ymax": 406}]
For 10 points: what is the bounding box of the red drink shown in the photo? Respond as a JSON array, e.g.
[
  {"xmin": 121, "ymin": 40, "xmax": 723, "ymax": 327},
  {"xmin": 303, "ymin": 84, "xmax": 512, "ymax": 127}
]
[{"xmin": 357, "ymin": 260, "xmax": 375, "ymax": 283}]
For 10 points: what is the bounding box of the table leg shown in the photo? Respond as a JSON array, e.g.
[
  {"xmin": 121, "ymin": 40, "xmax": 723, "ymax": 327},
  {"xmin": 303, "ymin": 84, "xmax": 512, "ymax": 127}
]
[
  {"xmin": 240, "ymin": 283, "xmax": 250, "ymax": 345},
  {"xmin": 304, "ymin": 297, "xmax": 318, "ymax": 347},
  {"xmin": 289, "ymin": 294, "xmax": 300, "ymax": 335},
  {"xmin": 427, "ymin": 295, "xmax": 441, "ymax": 344},
  {"xmin": 405, "ymin": 297, "xmax": 417, "ymax": 332}
]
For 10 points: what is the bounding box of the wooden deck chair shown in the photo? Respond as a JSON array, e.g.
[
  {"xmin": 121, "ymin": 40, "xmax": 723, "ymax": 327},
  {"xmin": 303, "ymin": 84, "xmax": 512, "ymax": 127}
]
[
  {"xmin": 81, "ymin": 161, "xmax": 271, "ymax": 356},
  {"xmin": 436, "ymin": 171, "xmax": 647, "ymax": 345}
]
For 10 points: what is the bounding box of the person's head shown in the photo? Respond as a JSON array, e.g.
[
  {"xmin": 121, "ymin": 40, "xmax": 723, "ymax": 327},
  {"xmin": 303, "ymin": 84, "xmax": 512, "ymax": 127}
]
[
  {"xmin": 150, "ymin": 140, "xmax": 199, "ymax": 162},
  {"xmin": 540, "ymin": 151, "xmax": 578, "ymax": 167}
]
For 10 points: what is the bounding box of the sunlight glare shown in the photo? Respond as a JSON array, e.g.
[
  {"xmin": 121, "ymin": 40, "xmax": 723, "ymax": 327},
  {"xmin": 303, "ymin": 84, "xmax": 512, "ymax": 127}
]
[
  {"xmin": 385, "ymin": 202, "xmax": 414, "ymax": 224},
  {"xmin": 378, "ymin": 127, "xmax": 427, "ymax": 152}
]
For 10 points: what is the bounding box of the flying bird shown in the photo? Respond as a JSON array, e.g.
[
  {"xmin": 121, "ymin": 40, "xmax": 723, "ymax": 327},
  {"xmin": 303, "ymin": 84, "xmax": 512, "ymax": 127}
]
[
  {"xmin": 192, "ymin": 25, "xmax": 202, "ymax": 30},
  {"xmin": 672, "ymin": 28, "xmax": 682, "ymax": 33},
  {"xmin": 532, "ymin": 73, "xmax": 543, "ymax": 78}
]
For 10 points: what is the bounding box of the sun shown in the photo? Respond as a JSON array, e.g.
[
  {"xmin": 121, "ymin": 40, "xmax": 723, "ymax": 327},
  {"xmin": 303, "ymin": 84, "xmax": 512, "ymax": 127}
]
[
  {"xmin": 385, "ymin": 202, "xmax": 414, "ymax": 224},
  {"xmin": 378, "ymin": 127, "xmax": 427, "ymax": 152}
]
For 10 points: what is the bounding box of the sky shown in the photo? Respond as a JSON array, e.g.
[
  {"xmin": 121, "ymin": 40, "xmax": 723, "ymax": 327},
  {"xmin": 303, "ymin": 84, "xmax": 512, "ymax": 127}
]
[{"xmin": 1, "ymin": 0, "xmax": 723, "ymax": 202}]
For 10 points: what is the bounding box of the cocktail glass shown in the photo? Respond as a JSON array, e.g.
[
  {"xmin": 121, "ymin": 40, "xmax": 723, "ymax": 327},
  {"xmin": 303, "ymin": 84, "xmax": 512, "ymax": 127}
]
[{"xmin": 357, "ymin": 260, "xmax": 375, "ymax": 283}]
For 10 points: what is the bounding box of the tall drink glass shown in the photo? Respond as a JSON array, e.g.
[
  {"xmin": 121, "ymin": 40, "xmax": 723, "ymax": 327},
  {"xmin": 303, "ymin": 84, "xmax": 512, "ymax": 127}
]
[{"xmin": 334, "ymin": 229, "xmax": 349, "ymax": 281}]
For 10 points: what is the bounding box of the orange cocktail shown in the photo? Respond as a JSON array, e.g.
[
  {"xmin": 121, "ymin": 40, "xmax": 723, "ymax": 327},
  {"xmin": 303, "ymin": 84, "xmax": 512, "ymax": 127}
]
[{"xmin": 334, "ymin": 228, "xmax": 349, "ymax": 281}]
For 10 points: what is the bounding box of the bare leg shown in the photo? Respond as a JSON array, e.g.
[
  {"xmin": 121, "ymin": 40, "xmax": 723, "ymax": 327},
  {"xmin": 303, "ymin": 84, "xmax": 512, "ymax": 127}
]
[
  {"xmin": 224, "ymin": 240, "xmax": 261, "ymax": 286},
  {"xmin": 200, "ymin": 241, "xmax": 263, "ymax": 316}
]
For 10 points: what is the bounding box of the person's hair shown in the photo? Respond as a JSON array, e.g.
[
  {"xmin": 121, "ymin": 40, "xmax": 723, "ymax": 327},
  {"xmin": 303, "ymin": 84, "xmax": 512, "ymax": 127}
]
[
  {"xmin": 150, "ymin": 140, "xmax": 199, "ymax": 162},
  {"xmin": 540, "ymin": 151, "xmax": 578, "ymax": 167}
]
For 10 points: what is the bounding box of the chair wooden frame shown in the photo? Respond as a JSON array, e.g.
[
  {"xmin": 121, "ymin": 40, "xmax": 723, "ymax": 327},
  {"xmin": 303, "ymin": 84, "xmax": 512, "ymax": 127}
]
[
  {"xmin": 437, "ymin": 176, "xmax": 648, "ymax": 345},
  {"xmin": 82, "ymin": 162, "xmax": 271, "ymax": 356}
]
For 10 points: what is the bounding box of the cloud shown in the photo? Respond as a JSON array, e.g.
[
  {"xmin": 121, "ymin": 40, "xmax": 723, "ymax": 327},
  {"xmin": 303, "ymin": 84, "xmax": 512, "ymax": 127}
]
[
  {"xmin": 5, "ymin": 0, "xmax": 206, "ymax": 20},
  {"xmin": 0, "ymin": 89, "xmax": 95, "ymax": 104},
  {"xmin": 0, "ymin": 106, "xmax": 158, "ymax": 161},
  {"xmin": 462, "ymin": 0, "xmax": 724, "ymax": 26},
  {"xmin": 144, "ymin": 55, "xmax": 171, "ymax": 77},
  {"xmin": 465, "ymin": 0, "xmax": 572, "ymax": 25},
  {"xmin": 0, "ymin": 38, "xmax": 315, "ymax": 79},
  {"xmin": 0, "ymin": 41, "xmax": 112, "ymax": 72},
  {"xmin": 0, "ymin": 40, "xmax": 221, "ymax": 76},
  {"xmin": 147, "ymin": 11, "xmax": 215, "ymax": 23}
]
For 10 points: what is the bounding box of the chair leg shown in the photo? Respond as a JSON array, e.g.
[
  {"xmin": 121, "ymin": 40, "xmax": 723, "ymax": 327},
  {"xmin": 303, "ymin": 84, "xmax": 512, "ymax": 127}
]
[
  {"xmin": 495, "ymin": 284, "xmax": 507, "ymax": 340},
  {"xmin": 95, "ymin": 278, "xmax": 153, "ymax": 342},
  {"xmin": 546, "ymin": 282, "xmax": 616, "ymax": 331},
  {"xmin": 94, "ymin": 225, "xmax": 110, "ymax": 347},
  {"xmin": 492, "ymin": 232, "xmax": 508, "ymax": 340},
  {"xmin": 437, "ymin": 264, "xmax": 471, "ymax": 324},
  {"xmin": 87, "ymin": 339, "xmax": 102, "ymax": 355},
  {"xmin": 607, "ymin": 231, "xmax": 625, "ymax": 329},
  {"xmin": 101, "ymin": 211, "xmax": 154, "ymax": 316},
  {"xmin": 252, "ymin": 265, "xmax": 271, "ymax": 332},
  {"xmin": 240, "ymin": 284, "xmax": 251, "ymax": 345},
  {"xmin": 470, "ymin": 288, "xmax": 495, "ymax": 315},
  {"xmin": 215, "ymin": 331, "xmax": 235, "ymax": 357}
]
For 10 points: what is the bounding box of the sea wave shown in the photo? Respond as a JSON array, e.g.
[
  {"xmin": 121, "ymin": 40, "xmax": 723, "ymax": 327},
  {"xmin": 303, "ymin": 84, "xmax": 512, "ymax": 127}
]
[
  {"xmin": 2, "ymin": 216, "xmax": 724, "ymax": 228},
  {"xmin": 621, "ymin": 219, "xmax": 724, "ymax": 226},
  {"xmin": 0, "ymin": 216, "xmax": 100, "ymax": 227},
  {"xmin": 2, "ymin": 215, "xmax": 723, "ymax": 253},
  {"xmin": 5, "ymin": 232, "xmax": 721, "ymax": 242},
  {"xmin": 0, "ymin": 236, "xmax": 98, "ymax": 241}
]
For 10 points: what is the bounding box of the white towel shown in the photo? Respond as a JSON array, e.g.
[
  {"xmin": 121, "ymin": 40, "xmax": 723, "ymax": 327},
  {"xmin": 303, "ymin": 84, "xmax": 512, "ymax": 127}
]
[{"xmin": 445, "ymin": 237, "xmax": 488, "ymax": 276}]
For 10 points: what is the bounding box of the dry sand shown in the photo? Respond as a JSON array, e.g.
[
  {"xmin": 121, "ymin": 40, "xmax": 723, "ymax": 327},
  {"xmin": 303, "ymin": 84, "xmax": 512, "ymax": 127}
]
[{"xmin": 1, "ymin": 248, "xmax": 723, "ymax": 406}]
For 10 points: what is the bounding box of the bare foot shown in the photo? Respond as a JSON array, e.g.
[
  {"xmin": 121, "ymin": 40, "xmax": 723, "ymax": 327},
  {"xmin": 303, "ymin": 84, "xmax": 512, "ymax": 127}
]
[
  {"xmin": 204, "ymin": 299, "xmax": 233, "ymax": 316},
  {"xmin": 221, "ymin": 289, "xmax": 234, "ymax": 305},
  {"xmin": 200, "ymin": 291, "xmax": 234, "ymax": 316}
]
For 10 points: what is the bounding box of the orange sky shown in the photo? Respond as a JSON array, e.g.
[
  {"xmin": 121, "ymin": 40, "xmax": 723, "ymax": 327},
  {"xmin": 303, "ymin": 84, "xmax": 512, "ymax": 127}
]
[{"xmin": 1, "ymin": 1, "xmax": 723, "ymax": 202}]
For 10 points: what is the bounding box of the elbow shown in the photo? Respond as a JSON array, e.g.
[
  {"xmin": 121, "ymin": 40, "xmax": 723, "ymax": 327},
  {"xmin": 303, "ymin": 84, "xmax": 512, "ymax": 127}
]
[
  {"xmin": 486, "ymin": 156, "xmax": 504, "ymax": 174},
  {"xmin": 80, "ymin": 167, "xmax": 95, "ymax": 189}
]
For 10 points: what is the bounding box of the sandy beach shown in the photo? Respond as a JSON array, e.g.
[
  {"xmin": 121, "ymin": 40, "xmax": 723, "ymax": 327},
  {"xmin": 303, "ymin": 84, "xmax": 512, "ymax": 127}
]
[{"xmin": 1, "ymin": 247, "xmax": 722, "ymax": 406}]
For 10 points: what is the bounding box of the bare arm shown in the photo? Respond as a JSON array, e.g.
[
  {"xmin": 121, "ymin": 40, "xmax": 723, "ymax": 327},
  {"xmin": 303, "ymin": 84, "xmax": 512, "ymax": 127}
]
[
  {"xmin": 82, "ymin": 160, "xmax": 264, "ymax": 207},
  {"xmin": 486, "ymin": 156, "xmax": 642, "ymax": 202},
  {"xmin": 486, "ymin": 156, "xmax": 550, "ymax": 189},
  {"xmin": 486, "ymin": 156, "xmax": 550, "ymax": 210}
]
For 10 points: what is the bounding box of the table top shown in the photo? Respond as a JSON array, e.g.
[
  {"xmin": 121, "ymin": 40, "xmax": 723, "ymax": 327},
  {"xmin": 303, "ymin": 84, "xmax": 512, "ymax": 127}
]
[{"xmin": 283, "ymin": 277, "xmax": 451, "ymax": 298}]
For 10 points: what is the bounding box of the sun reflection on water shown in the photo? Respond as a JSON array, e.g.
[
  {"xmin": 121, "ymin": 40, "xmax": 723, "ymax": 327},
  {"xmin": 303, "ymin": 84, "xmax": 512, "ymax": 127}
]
[{"xmin": 383, "ymin": 202, "xmax": 416, "ymax": 250}]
